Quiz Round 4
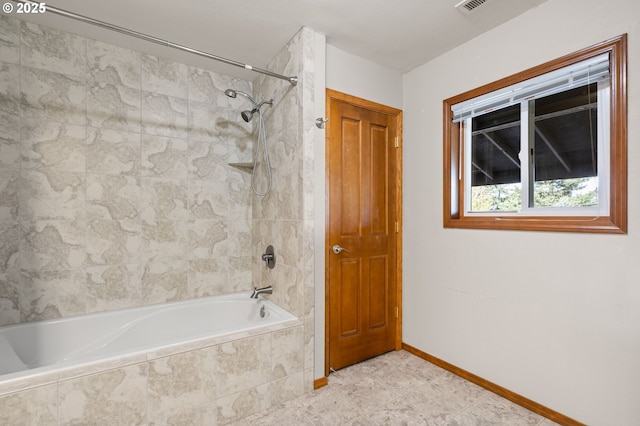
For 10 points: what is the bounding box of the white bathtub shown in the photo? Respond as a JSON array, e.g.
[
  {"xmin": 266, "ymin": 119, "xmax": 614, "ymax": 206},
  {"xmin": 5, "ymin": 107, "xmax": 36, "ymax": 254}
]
[{"xmin": 0, "ymin": 292, "xmax": 298, "ymax": 390}]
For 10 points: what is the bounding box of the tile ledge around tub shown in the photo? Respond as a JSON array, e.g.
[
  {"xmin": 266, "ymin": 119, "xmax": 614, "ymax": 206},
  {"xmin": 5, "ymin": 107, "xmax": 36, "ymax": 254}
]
[
  {"xmin": 0, "ymin": 369, "xmax": 59, "ymax": 397},
  {"xmin": 0, "ymin": 318, "xmax": 302, "ymax": 397},
  {"xmin": 146, "ymin": 317, "xmax": 302, "ymax": 360},
  {"xmin": 0, "ymin": 351, "xmax": 150, "ymax": 396}
]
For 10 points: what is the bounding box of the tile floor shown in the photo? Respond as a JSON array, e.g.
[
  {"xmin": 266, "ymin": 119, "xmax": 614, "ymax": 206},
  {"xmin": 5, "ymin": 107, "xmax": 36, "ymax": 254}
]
[{"xmin": 237, "ymin": 350, "xmax": 561, "ymax": 426}]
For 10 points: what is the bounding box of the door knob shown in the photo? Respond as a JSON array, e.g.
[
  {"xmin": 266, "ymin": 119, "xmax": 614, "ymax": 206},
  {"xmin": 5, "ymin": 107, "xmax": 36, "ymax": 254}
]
[{"xmin": 332, "ymin": 244, "xmax": 349, "ymax": 255}]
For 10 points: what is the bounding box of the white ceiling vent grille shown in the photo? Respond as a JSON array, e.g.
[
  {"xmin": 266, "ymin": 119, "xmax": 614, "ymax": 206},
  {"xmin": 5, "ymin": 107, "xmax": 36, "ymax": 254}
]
[{"xmin": 455, "ymin": 0, "xmax": 489, "ymax": 14}]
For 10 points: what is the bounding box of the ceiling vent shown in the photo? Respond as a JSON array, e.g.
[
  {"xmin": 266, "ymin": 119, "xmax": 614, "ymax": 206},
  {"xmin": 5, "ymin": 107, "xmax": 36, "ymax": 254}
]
[{"xmin": 455, "ymin": 0, "xmax": 489, "ymax": 14}]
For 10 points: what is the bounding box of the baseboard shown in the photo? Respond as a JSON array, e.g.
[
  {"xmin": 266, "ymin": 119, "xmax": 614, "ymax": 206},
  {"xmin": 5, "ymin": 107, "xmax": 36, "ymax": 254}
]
[
  {"xmin": 402, "ymin": 343, "xmax": 585, "ymax": 426},
  {"xmin": 313, "ymin": 376, "xmax": 328, "ymax": 390}
]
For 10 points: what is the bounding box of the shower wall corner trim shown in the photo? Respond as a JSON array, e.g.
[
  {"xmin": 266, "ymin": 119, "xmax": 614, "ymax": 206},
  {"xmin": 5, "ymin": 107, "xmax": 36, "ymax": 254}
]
[{"xmin": 11, "ymin": 0, "xmax": 299, "ymax": 86}]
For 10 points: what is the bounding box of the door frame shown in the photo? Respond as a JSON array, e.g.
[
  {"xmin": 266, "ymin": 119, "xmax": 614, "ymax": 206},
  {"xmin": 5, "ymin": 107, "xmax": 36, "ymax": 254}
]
[{"xmin": 324, "ymin": 89, "xmax": 403, "ymax": 377}]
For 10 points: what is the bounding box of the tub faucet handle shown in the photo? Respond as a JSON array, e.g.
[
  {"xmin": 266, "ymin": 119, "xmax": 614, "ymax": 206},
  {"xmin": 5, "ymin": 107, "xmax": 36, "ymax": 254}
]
[{"xmin": 261, "ymin": 245, "xmax": 276, "ymax": 269}]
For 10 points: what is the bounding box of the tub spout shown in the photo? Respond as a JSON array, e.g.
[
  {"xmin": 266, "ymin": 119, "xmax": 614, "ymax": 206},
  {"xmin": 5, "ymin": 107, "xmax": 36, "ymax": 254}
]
[{"xmin": 250, "ymin": 285, "xmax": 273, "ymax": 299}]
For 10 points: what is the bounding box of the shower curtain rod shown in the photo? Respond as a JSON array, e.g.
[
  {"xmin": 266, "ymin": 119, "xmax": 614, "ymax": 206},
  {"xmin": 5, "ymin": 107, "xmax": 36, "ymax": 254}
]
[{"xmin": 11, "ymin": 0, "xmax": 298, "ymax": 86}]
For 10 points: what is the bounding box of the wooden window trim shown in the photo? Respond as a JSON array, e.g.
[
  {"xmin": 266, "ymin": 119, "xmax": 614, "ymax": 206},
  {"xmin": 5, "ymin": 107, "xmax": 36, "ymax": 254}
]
[{"xmin": 443, "ymin": 34, "xmax": 627, "ymax": 233}]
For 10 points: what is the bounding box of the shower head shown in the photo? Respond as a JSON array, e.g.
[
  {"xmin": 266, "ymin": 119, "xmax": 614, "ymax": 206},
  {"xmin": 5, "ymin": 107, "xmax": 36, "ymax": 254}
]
[
  {"xmin": 241, "ymin": 108, "xmax": 257, "ymax": 123},
  {"xmin": 225, "ymin": 88, "xmax": 273, "ymax": 123},
  {"xmin": 224, "ymin": 88, "xmax": 258, "ymax": 106}
]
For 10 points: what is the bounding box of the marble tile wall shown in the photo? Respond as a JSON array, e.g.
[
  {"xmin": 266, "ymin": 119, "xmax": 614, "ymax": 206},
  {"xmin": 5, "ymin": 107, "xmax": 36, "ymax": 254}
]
[
  {"xmin": 0, "ymin": 15, "xmax": 256, "ymax": 326},
  {"xmin": 251, "ymin": 27, "xmax": 317, "ymax": 392}
]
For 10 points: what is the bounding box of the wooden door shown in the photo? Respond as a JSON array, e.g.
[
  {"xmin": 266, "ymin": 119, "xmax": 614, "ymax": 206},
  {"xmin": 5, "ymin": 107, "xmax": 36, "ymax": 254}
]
[{"xmin": 326, "ymin": 89, "xmax": 402, "ymax": 372}]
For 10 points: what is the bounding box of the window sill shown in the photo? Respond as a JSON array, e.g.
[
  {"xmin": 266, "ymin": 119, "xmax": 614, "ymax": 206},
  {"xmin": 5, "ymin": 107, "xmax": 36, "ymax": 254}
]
[{"xmin": 444, "ymin": 214, "xmax": 626, "ymax": 234}]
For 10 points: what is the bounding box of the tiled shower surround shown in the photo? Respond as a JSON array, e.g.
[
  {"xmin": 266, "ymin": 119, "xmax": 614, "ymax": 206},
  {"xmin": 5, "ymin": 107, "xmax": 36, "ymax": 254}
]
[
  {"xmin": 0, "ymin": 15, "xmax": 257, "ymax": 325},
  {"xmin": 0, "ymin": 14, "xmax": 317, "ymax": 424}
]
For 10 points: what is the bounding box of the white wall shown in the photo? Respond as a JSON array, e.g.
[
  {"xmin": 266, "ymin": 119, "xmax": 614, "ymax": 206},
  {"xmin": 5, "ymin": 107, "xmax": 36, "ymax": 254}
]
[
  {"xmin": 326, "ymin": 44, "xmax": 403, "ymax": 109},
  {"xmin": 402, "ymin": 0, "xmax": 640, "ymax": 424}
]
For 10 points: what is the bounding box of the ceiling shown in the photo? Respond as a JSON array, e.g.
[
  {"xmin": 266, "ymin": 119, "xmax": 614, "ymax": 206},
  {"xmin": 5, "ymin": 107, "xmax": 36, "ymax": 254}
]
[{"xmin": 17, "ymin": 0, "xmax": 547, "ymax": 82}]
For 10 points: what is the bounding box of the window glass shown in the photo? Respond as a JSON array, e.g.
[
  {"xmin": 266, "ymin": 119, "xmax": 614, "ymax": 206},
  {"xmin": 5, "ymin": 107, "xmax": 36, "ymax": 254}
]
[
  {"xmin": 533, "ymin": 84, "xmax": 598, "ymax": 208},
  {"xmin": 469, "ymin": 83, "xmax": 601, "ymax": 212},
  {"xmin": 470, "ymin": 105, "xmax": 521, "ymax": 212},
  {"xmin": 464, "ymin": 67, "xmax": 607, "ymax": 216}
]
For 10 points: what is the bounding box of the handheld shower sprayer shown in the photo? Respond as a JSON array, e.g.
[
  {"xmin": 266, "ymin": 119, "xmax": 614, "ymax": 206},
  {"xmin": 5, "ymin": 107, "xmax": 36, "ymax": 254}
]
[
  {"xmin": 224, "ymin": 89, "xmax": 258, "ymax": 107},
  {"xmin": 225, "ymin": 87, "xmax": 275, "ymax": 196}
]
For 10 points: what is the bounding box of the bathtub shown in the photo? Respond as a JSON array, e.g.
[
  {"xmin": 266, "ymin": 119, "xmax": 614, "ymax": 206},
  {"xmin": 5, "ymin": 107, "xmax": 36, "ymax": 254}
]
[{"xmin": 0, "ymin": 291, "xmax": 299, "ymax": 391}]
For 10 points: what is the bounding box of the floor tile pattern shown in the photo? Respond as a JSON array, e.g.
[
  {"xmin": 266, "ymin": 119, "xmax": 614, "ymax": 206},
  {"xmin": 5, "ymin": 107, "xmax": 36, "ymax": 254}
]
[{"xmin": 236, "ymin": 350, "xmax": 561, "ymax": 426}]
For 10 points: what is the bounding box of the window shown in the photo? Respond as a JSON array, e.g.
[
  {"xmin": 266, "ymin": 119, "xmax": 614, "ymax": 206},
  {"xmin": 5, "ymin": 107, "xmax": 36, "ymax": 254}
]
[{"xmin": 443, "ymin": 35, "xmax": 627, "ymax": 233}]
